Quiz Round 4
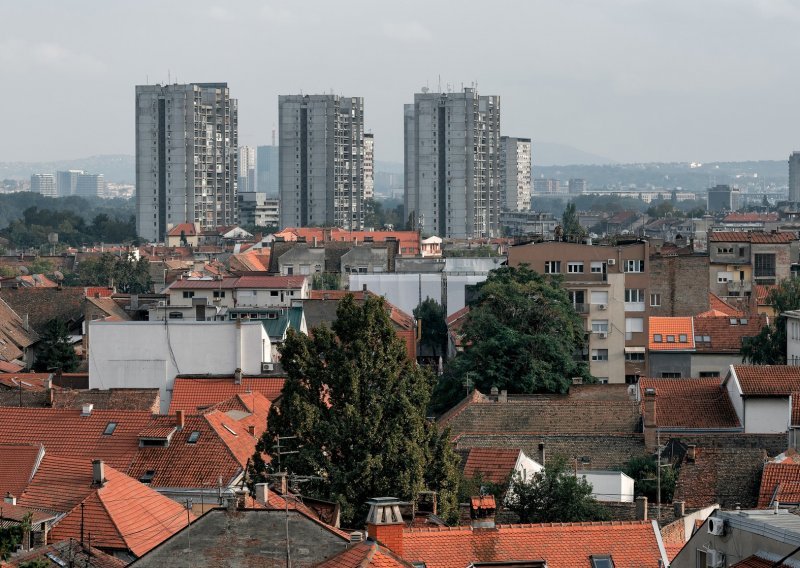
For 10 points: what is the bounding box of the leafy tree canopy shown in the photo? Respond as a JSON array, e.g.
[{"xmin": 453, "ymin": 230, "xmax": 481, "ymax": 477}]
[
  {"xmin": 34, "ymin": 319, "xmax": 79, "ymax": 373},
  {"xmin": 70, "ymin": 252, "xmax": 152, "ymax": 293},
  {"xmin": 414, "ymin": 298, "xmax": 448, "ymax": 358},
  {"xmin": 433, "ymin": 265, "xmax": 592, "ymax": 411},
  {"xmin": 561, "ymin": 202, "xmax": 586, "ymax": 242},
  {"xmin": 742, "ymin": 278, "xmax": 800, "ymax": 364},
  {"xmin": 623, "ymin": 455, "xmax": 676, "ymax": 503},
  {"xmin": 249, "ymin": 295, "xmax": 461, "ymax": 525},
  {"xmin": 506, "ymin": 458, "xmax": 608, "ymax": 523}
]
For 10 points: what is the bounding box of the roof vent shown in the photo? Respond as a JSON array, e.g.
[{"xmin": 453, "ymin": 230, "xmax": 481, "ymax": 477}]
[
  {"xmin": 81, "ymin": 403, "xmax": 94, "ymax": 416},
  {"xmin": 350, "ymin": 531, "xmax": 364, "ymax": 543}
]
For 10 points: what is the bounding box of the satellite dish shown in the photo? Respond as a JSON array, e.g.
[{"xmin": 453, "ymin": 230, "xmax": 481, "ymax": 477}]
[
  {"xmin": 53, "ymin": 271, "xmax": 64, "ymax": 281},
  {"xmin": 18, "ymin": 266, "xmax": 29, "ymax": 275}
]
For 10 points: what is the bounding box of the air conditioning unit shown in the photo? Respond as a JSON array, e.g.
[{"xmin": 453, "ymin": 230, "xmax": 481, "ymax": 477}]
[
  {"xmin": 158, "ymin": 300, "xmax": 166, "ymax": 307},
  {"xmin": 706, "ymin": 549, "xmax": 725, "ymax": 568},
  {"xmin": 707, "ymin": 518, "xmax": 726, "ymax": 536},
  {"xmin": 597, "ymin": 331, "xmax": 608, "ymax": 339},
  {"xmin": 607, "ymin": 258, "xmax": 616, "ymax": 266},
  {"xmin": 261, "ymin": 362, "xmax": 274, "ymax": 373},
  {"xmin": 598, "ymin": 304, "xmax": 608, "ymax": 311}
]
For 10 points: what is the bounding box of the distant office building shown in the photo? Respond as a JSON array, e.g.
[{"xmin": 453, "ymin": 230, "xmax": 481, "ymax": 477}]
[
  {"xmin": 279, "ymin": 94, "xmax": 366, "ymax": 230},
  {"xmin": 30, "ymin": 174, "xmax": 56, "ymax": 197},
  {"xmin": 56, "ymin": 170, "xmax": 84, "ymax": 197},
  {"xmin": 75, "ymin": 173, "xmax": 104, "ymax": 198},
  {"xmin": 568, "ymin": 178, "xmax": 587, "ymax": 195},
  {"xmin": 404, "ymin": 88, "xmax": 501, "ymax": 238},
  {"xmin": 364, "ymin": 133, "xmax": 375, "ymax": 201},
  {"xmin": 533, "ymin": 178, "xmax": 560, "ymax": 194},
  {"xmin": 707, "ymin": 184, "xmax": 740, "ymax": 212},
  {"xmin": 239, "ymin": 146, "xmax": 256, "ymax": 193},
  {"xmin": 790, "ymin": 151, "xmax": 800, "ymax": 202},
  {"xmin": 135, "ymin": 82, "xmax": 238, "ymax": 242},
  {"xmin": 238, "ymin": 192, "xmax": 279, "ymax": 227},
  {"xmin": 500, "ymin": 136, "xmax": 531, "ymax": 212},
  {"xmin": 256, "ymin": 146, "xmax": 279, "ymax": 196}
]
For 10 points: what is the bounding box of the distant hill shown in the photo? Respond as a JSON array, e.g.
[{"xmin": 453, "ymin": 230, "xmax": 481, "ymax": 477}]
[
  {"xmin": 0, "ymin": 155, "xmax": 135, "ymax": 183},
  {"xmin": 533, "ymin": 142, "xmax": 616, "ymax": 166}
]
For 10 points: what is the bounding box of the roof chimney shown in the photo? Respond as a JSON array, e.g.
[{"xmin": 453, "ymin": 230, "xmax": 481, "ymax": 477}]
[
  {"xmin": 643, "ymin": 388, "xmax": 657, "ymax": 452},
  {"xmin": 176, "ymin": 409, "xmax": 185, "ymax": 430},
  {"xmin": 92, "ymin": 460, "xmax": 105, "ymax": 487},
  {"xmin": 247, "ymin": 425, "xmax": 256, "ymax": 436},
  {"xmin": 234, "ymin": 368, "xmax": 242, "ymax": 385},
  {"xmin": 635, "ymin": 496, "xmax": 648, "ymax": 520},
  {"xmin": 254, "ymin": 483, "xmax": 269, "ymax": 506},
  {"xmin": 498, "ymin": 390, "xmax": 507, "ymax": 403},
  {"xmin": 81, "ymin": 403, "xmax": 93, "ymax": 416},
  {"xmin": 366, "ymin": 498, "xmax": 406, "ymax": 556},
  {"xmin": 4, "ymin": 492, "xmax": 16, "ymax": 506},
  {"xmin": 673, "ymin": 500, "xmax": 685, "ymax": 518},
  {"xmin": 686, "ymin": 444, "xmax": 696, "ymax": 463},
  {"xmin": 470, "ymin": 495, "xmax": 496, "ymax": 529}
]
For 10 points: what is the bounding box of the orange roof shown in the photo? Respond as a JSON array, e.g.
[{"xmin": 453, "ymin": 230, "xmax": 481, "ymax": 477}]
[
  {"xmin": 754, "ymin": 284, "xmax": 777, "ymax": 306},
  {"xmin": 0, "ymin": 443, "xmax": 43, "ymax": 498},
  {"xmin": 168, "ymin": 376, "xmax": 285, "ymax": 414},
  {"xmin": 45, "ymin": 457, "xmax": 193, "ymax": 556},
  {"xmin": 709, "ymin": 231, "xmax": 796, "ymax": 243},
  {"xmin": 277, "ymin": 227, "xmax": 421, "ymax": 254},
  {"xmin": 733, "ymin": 555, "xmax": 793, "ymax": 568},
  {"xmin": 693, "ymin": 315, "xmax": 766, "ymax": 353},
  {"xmin": 638, "ymin": 377, "xmax": 740, "ymax": 429},
  {"xmin": 230, "ymin": 249, "xmax": 271, "ymax": 272},
  {"xmin": 307, "ymin": 290, "xmax": 415, "ymax": 330},
  {"xmin": 167, "ymin": 223, "xmax": 197, "ymax": 237},
  {"xmin": 317, "ymin": 540, "xmax": 414, "ymax": 568},
  {"xmin": 793, "ymin": 393, "xmax": 800, "ymax": 427},
  {"xmin": 3, "ymin": 540, "xmax": 127, "ymax": 568},
  {"xmin": 758, "ymin": 462, "xmax": 800, "ymax": 507},
  {"xmin": 700, "ymin": 293, "xmax": 744, "ymax": 317},
  {"xmin": 401, "ymin": 521, "xmax": 665, "ymax": 568},
  {"xmin": 462, "ymin": 448, "xmax": 522, "ymax": 484},
  {"xmin": 649, "ymin": 317, "xmax": 695, "ymax": 350},
  {"xmin": 85, "ymin": 287, "xmax": 115, "ymax": 298},
  {"xmin": 731, "ymin": 365, "xmax": 800, "ymax": 396},
  {"xmin": 722, "ymin": 213, "xmax": 779, "ymax": 223}
]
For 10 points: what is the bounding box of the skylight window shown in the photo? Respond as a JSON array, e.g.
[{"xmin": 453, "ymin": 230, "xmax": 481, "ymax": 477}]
[
  {"xmin": 653, "ymin": 334, "xmax": 662, "ymax": 343},
  {"xmin": 139, "ymin": 470, "xmax": 156, "ymax": 484},
  {"xmin": 590, "ymin": 555, "xmax": 615, "ymax": 568},
  {"xmin": 740, "ymin": 318, "xmax": 749, "ymax": 325},
  {"xmin": 187, "ymin": 431, "xmax": 201, "ymax": 444},
  {"xmin": 730, "ymin": 318, "xmax": 738, "ymax": 325},
  {"xmin": 679, "ymin": 334, "xmax": 687, "ymax": 343},
  {"xmin": 103, "ymin": 422, "xmax": 117, "ymax": 436},
  {"xmin": 666, "ymin": 335, "xmax": 675, "ymax": 343}
]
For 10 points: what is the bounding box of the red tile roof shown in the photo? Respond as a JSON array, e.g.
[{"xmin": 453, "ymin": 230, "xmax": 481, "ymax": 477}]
[
  {"xmin": 0, "ymin": 360, "xmax": 23, "ymax": 373},
  {"xmin": 701, "ymin": 293, "xmax": 744, "ymax": 317},
  {"xmin": 317, "ymin": 541, "xmax": 414, "ymax": 568},
  {"xmin": 168, "ymin": 275, "xmax": 307, "ymax": 290},
  {"xmin": 0, "ymin": 443, "xmax": 43, "ymax": 498},
  {"xmin": 168, "ymin": 376, "xmax": 285, "ymax": 414},
  {"xmin": 462, "ymin": 448, "xmax": 522, "ymax": 484},
  {"xmin": 0, "ymin": 500, "xmax": 56, "ymax": 524},
  {"xmin": 730, "ymin": 365, "xmax": 800, "ymax": 396},
  {"xmin": 649, "ymin": 317, "xmax": 695, "ymax": 351},
  {"xmin": 3, "ymin": 540, "xmax": 127, "ymax": 568},
  {"xmin": 167, "ymin": 277, "xmax": 240, "ymax": 290},
  {"xmin": 638, "ymin": 378, "xmax": 740, "ymax": 429},
  {"xmin": 400, "ymin": 521, "xmax": 665, "ymax": 568},
  {"xmin": 693, "ymin": 315, "xmax": 766, "ymax": 353},
  {"xmin": 85, "ymin": 287, "xmax": 115, "ymax": 298},
  {"xmin": 45, "ymin": 457, "xmax": 193, "ymax": 557},
  {"xmin": 709, "ymin": 231, "xmax": 796, "ymax": 243},
  {"xmin": 722, "ymin": 213, "xmax": 779, "ymax": 223},
  {"xmin": 792, "ymin": 393, "xmax": 800, "ymax": 427},
  {"xmin": 758, "ymin": 462, "xmax": 800, "ymax": 507},
  {"xmin": 754, "ymin": 284, "xmax": 778, "ymax": 306},
  {"xmin": 167, "ymin": 223, "xmax": 198, "ymax": 237},
  {"xmin": 732, "ymin": 555, "xmax": 792, "ymax": 568}
]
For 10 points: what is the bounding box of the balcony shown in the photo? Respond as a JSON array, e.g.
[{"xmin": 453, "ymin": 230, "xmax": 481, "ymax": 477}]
[{"xmin": 572, "ymin": 303, "xmax": 590, "ymax": 314}]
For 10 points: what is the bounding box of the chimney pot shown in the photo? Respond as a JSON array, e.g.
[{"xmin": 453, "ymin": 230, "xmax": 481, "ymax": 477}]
[
  {"xmin": 673, "ymin": 500, "xmax": 685, "ymax": 518},
  {"xmin": 176, "ymin": 409, "xmax": 185, "ymax": 430},
  {"xmin": 92, "ymin": 460, "xmax": 105, "ymax": 486},
  {"xmin": 490, "ymin": 386, "xmax": 499, "ymax": 396},
  {"xmin": 254, "ymin": 483, "xmax": 269, "ymax": 506},
  {"xmin": 635, "ymin": 496, "xmax": 648, "ymax": 520},
  {"xmin": 366, "ymin": 498, "xmax": 406, "ymax": 555},
  {"xmin": 4, "ymin": 492, "xmax": 16, "ymax": 506},
  {"xmin": 81, "ymin": 403, "xmax": 93, "ymax": 416},
  {"xmin": 687, "ymin": 444, "xmax": 697, "ymax": 462},
  {"xmin": 469, "ymin": 494, "xmax": 497, "ymax": 530},
  {"xmin": 499, "ymin": 390, "xmax": 507, "ymax": 403},
  {"xmin": 234, "ymin": 368, "xmax": 242, "ymax": 385}
]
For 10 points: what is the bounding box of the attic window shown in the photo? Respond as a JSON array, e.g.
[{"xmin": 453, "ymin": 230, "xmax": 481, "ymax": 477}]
[
  {"xmin": 187, "ymin": 431, "xmax": 201, "ymax": 444},
  {"xmin": 730, "ymin": 318, "xmax": 738, "ymax": 325},
  {"xmin": 653, "ymin": 334, "xmax": 663, "ymax": 343},
  {"xmin": 679, "ymin": 334, "xmax": 687, "ymax": 343},
  {"xmin": 740, "ymin": 318, "xmax": 749, "ymax": 325},
  {"xmin": 103, "ymin": 422, "xmax": 117, "ymax": 436},
  {"xmin": 666, "ymin": 335, "xmax": 675, "ymax": 343},
  {"xmin": 139, "ymin": 470, "xmax": 156, "ymax": 484},
  {"xmin": 590, "ymin": 555, "xmax": 615, "ymax": 568}
]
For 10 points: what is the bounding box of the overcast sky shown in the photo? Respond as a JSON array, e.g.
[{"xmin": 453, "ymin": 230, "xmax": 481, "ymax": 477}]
[{"xmin": 2, "ymin": 0, "xmax": 799, "ymax": 164}]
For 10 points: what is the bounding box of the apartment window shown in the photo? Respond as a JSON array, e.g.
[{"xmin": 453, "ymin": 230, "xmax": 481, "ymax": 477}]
[
  {"xmin": 662, "ymin": 372, "xmax": 682, "ymax": 378},
  {"xmin": 699, "ymin": 371, "xmax": 720, "ymax": 378},
  {"xmin": 544, "ymin": 260, "xmax": 561, "ymax": 274},
  {"xmin": 653, "ymin": 334, "xmax": 663, "ymax": 343},
  {"xmin": 650, "ymin": 293, "xmax": 661, "ymax": 307},
  {"xmin": 182, "ymin": 291, "xmax": 195, "ymax": 298},
  {"xmin": 754, "ymin": 253, "xmax": 776, "ymax": 278},
  {"xmin": 213, "ymin": 290, "xmax": 225, "ymax": 298},
  {"xmin": 717, "ymin": 271, "xmax": 732, "ymax": 283},
  {"xmin": 591, "ymin": 349, "xmax": 609, "ymax": 361},
  {"xmin": 591, "ymin": 320, "xmax": 609, "ymax": 333},
  {"xmin": 625, "ymin": 352, "xmax": 645, "ymax": 362},
  {"xmin": 625, "ymin": 259, "xmax": 644, "ymax": 273},
  {"xmin": 590, "ymin": 291, "xmax": 609, "ymax": 305},
  {"xmin": 625, "ymin": 289, "xmax": 645, "ymax": 303},
  {"xmin": 625, "ymin": 318, "xmax": 644, "ymax": 339},
  {"xmin": 270, "ymin": 291, "xmax": 279, "ymax": 297},
  {"xmin": 716, "ymin": 246, "xmax": 733, "ymax": 254},
  {"xmin": 625, "ymin": 374, "xmax": 639, "ymax": 384},
  {"xmin": 569, "ymin": 290, "xmax": 586, "ymax": 306},
  {"xmin": 567, "ymin": 262, "xmax": 584, "ymax": 273},
  {"xmin": 596, "ymin": 377, "xmax": 609, "ymax": 385},
  {"xmin": 590, "ymin": 261, "xmax": 604, "ymax": 273}
]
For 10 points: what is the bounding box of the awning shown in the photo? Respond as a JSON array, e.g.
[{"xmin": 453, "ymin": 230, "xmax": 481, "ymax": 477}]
[{"xmin": 624, "ymin": 346, "xmax": 646, "ymax": 353}]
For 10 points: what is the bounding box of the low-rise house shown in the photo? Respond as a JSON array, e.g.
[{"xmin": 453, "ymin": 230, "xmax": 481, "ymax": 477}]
[
  {"xmin": 168, "ymin": 374, "xmax": 285, "ymax": 414},
  {"xmin": 0, "ymin": 297, "xmax": 38, "ymax": 370},
  {"xmin": 724, "ymin": 365, "xmax": 800, "ymax": 434},
  {"xmin": 0, "ymin": 286, "xmax": 85, "ymax": 339},
  {"xmin": 165, "ymin": 223, "xmax": 199, "ymax": 248},
  {"xmin": 3, "ymin": 539, "xmax": 126, "ymax": 568},
  {"xmin": 757, "ymin": 452, "xmax": 800, "ymax": 508}
]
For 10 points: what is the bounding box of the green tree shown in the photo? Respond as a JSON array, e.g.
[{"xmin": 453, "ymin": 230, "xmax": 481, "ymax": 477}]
[
  {"xmin": 26, "ymin": 257, "xmax": 54, "ymax": 276},
  {"xmin": 249, "ymin": 295, "xmax": 461, "ymax": 525},
  {"xmin": 561, "ymin": 202, "xmax": 585, "ymax": 242},
  {"xmin": 19, "ymin": 560, "xmax": 50, "ymax": 568},
  {"xmin": 458, "ymin": 471, "xmax": 508, "ymax": 504},
  {"xmin": 506, "ymin": 458, "xmax": 608, "ymax": 523},
  {"xmin": 75, "ymin": 252, "xmax": 152, "ymax": 293},
  {"xmin": 433, "ymin": 265, "xmax": 591, "ymax": 411},
  {"xmin": 623, "ymin": 455, "xmax": 676, "ymax": 502},
  {"xmin": 33, "ymin": 319, "xmax": 79, "ymax": 372},
  {"xmin": 742, "ymin": 278, "xmax": 800, "ymax": 364},
  {"xmin": 414, "ymin": 298, "xmax": 448, "ymax": 359}
]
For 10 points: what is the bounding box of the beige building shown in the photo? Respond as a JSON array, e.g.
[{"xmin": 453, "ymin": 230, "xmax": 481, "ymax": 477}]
[{"xmin": 509, "ymin": 240, "xmax": 651, "ymax": 383}]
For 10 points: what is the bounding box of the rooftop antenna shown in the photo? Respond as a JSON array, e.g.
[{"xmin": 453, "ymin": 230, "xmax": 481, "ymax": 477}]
[
  {"xmin": 438, "ymin": 74, "xmax": 441, "ymax": 92},
  {"xmin": 168, "ymin": 69, "xmax": 171, "ymax": 84}
]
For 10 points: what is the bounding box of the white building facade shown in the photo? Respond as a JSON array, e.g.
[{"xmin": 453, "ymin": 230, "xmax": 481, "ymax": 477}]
[
  {"xmin": 30, "ymin": 174, "xmax": 56, "ymax": 197},
  {"xmin": 499, "ymin": 136, "xmax": 531, "ymax": 212},
  {"xmin": 239, "ymin": 145, "xmax": 256, "ymax": 193}
]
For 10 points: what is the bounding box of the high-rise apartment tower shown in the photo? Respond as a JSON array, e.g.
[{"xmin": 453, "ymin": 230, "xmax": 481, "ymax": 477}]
[
  {"xmin": 135, "ymin": 82, "xmax": 238, "ymax": 242},
  {"xmin": 789, "ymin": 151, "xmax": 800, "ymax": 203},
  {"xmin": 404, "ymin": 88, "xmax": 501, "ymax": 238},
  {"xmin": 499, "ymin": 136, "xmax": 531, "ymax": 212},
  {"xmin": 238, "ymin": 146, "xmax": 256, "ymax": 193},
  {"xmin": 279, "ymin": 94, "xmax": 366, "ymax": 230},
  {"xmin": 31, "ymin": 174, "xmax": 57, "ymax": 197},
  {"xmin": 364, "ymin": 133, "xmax": 375, "ymax": 201}
]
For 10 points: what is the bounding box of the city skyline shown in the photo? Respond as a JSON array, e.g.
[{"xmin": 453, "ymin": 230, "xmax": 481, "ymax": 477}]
[{"xmin": 3, "ymin": 1, "xmax": 800, "ymax": 165}]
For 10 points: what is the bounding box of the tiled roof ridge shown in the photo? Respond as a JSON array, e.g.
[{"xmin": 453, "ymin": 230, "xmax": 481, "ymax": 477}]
[
  {"xmin": 404, "ymin": 520, "xmax": 652, "ymax": 533},
  {"xmin": 437, "ymin": 390, "xmax": 485, "ymax": 426},
  {"xmin": 451, "ymin": 431, "xmax": 643, "ymax": 437}
]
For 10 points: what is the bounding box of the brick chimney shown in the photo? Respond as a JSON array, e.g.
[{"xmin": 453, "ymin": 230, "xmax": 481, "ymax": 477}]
[
  {"xmin": 176, "ymin": 409, "xmax": 185, "ymax": 430},
  {"xmin": 92, "ymin": 460, "xmax": 105, "ymax": 487},
  {"xmin": 643, "ymin": 388, "xmax": 657, "ymax": 451},
  {"xmin": 673, "ymin": 500, "xmax": 685, "ymax": 518},
  {"xmin": 366, "ymin": 498, "xmax": 406, "ymax": 556},
  {"xmin": 635, "ymin": 496, "xmax": 648, "ymax": 520},
  {"xmin": 470, "ymin": 495, "xmax": 496, "ymax": 529},
  {"xmin": 686, "ymin": 444, "xmax": 696, "ymax": 463}
]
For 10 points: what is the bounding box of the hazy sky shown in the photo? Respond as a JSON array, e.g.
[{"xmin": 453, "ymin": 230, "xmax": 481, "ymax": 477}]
[{"xmin": 2, "ymin": 0, "xmax": 800, "ymax": 164}]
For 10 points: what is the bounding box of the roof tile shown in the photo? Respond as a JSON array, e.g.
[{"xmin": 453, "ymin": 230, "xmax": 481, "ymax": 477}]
[
  {"xmin": 638, "ymin": 377, "xmax": 740, "ymax": 429},
  {"xmin": 649, "ymin": 317, "xmax": 695, "ymax": 350},
  {"xmin": 731, "ymin": 365, "xmax": 800, "ymax": 396}
]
